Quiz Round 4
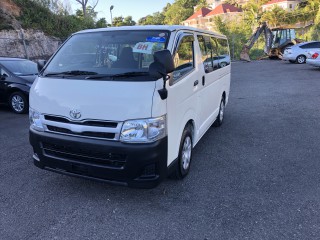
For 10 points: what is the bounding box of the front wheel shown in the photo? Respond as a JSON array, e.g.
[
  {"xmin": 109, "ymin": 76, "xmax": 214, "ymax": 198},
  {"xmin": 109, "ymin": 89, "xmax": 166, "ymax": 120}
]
[
  {"xmin": 174, "ymin": 125, "xmax": 193, "ymax": 179},
  {"xmin": 9, "ymin": 92, "xmax": 28, "ymax": 114}
]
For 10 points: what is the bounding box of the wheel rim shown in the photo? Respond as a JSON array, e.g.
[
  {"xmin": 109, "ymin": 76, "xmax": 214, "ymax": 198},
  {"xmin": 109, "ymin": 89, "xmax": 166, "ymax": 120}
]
[
  {"xmin": 220, "ymin": 62, "xmax": 226, "ymax": 67},
  {"xmin": 297, "ymin": 56, "xmax": 305, "ymax": 64},
  {"xmin": 11, "ymin": 95, "xmax": 24, "ymax": 112},
  {"xmin": 182, "ymin": 136, "xmax": 192, "ymax": 170},
  {"xmin": 219, "ymin": 101, "xmax": 225, "ymax": 122}
]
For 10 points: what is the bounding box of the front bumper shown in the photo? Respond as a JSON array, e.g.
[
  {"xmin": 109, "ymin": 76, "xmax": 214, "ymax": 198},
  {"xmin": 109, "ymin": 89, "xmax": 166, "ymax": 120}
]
[{"xmin": 29, "ymin": 129, "xmax": 168, "ymax": 188}]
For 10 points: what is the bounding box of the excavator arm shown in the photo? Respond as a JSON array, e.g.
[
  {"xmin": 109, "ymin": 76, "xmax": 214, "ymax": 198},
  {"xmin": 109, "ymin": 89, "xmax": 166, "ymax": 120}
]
[{"xmin": 240, "ymin": 22, "xmax": 273, "ymax": 62}]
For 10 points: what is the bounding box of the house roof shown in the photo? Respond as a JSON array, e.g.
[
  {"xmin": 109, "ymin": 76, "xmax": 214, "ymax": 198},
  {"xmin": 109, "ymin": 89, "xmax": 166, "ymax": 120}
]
[
  {"xmin": 206, "ymin": 3, "xmax": 242, "ymax": 17},
  {"xmin": 263, "ymin": 0, "xmax": 297, "ymax": 6},
  {"xmin": 186, "ymin": 7, "xmax": 212, "ymax": 20}
]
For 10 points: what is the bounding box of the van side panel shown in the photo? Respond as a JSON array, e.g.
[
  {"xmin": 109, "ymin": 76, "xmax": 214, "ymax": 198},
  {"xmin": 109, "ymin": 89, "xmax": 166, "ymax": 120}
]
[{"xmin": 166, "ymin": 31, "xmax": 231, "ymax": 165}]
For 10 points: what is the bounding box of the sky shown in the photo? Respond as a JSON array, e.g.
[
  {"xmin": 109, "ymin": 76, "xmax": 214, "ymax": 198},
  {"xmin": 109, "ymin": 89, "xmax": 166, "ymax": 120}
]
[{"xmin": 70, "ymin": 0, "xmax": 175, "ymax": 23}]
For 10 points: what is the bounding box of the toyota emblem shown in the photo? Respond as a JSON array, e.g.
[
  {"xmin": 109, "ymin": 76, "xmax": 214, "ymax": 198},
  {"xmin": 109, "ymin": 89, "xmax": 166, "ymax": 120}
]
[{"xmin": 70, "ymin": 109, "xmax": 81, "ymax": 119}]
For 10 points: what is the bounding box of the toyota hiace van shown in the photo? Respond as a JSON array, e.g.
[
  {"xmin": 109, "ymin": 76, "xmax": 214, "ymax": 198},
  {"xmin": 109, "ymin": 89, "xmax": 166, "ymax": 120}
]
[{"xmin": 29, "ymin": 25, "xmax": 231, "ymax": 188}]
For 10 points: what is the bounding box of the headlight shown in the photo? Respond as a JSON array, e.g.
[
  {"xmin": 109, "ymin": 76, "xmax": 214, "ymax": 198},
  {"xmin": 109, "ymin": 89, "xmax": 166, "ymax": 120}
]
[
  {"xmin": 29, "ymin": 108, "xmax": 44, "ymax": 131},
  {"xmin": 120, "ymin": 116, "xmax": 166, "ymax": 143}
]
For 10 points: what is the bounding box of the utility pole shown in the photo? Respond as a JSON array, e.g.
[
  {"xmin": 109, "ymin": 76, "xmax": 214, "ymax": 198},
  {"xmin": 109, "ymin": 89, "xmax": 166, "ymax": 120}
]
[{"xmin": 110, "ymin": 5, "xmax": 114, "ymax": 26}]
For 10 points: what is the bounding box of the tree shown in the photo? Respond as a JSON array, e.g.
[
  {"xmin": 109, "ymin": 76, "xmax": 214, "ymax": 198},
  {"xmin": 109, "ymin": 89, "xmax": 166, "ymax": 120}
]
[
  {"xmin": 96, "ymin": 18, "xmax": 107, "ymax": 28},
  {"xmin": 123, "ymin": 16, "xmax": 136, "ymax": 26},
  {"xmin": 112, "ymin": 16, "xmax": 136, "ymax": 26},
  {"xmin": 75, "ymin": 0, "xmax": 99, "ymax": 18},
  {"xmin": 194, "ymin": 0, "xmax": 209, "ymax": 11},
  {"xmin": 138, "ymin": 12, "xmax": 165, "ymax": 25},
  {"xmin": 76, "ymin": 5, "xmax": 97, "ymax": 20}
]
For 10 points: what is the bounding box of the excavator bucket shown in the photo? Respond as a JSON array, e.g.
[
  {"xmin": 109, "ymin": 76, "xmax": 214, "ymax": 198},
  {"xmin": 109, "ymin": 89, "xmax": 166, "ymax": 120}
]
[{"xmin": 240, "ymin": 46, "xmax": 251, "ymax": 62}]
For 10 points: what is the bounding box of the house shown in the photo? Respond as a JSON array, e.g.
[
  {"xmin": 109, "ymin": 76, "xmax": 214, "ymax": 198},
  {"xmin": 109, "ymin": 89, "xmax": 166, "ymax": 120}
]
[
  {"xmin": 261, "ymin": 0, "xmax": 302, "ymax": 12},
  {"xmin": 182, "ymin": 4, "xmax": 243, "ymax": 30},
  {"xmin": 182, "ymin": 7, "xmax": 212, "ymax": 30}
]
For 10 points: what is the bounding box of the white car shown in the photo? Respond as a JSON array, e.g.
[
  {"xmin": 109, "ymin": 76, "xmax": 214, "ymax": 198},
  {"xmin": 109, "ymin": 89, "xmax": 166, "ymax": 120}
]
[
  {"xmin": 306, "ymin": 52, "xmax": 320, "ymax": 68},
  {"xmin": 283, "ymin": 41, "xmax": 320, "ymax": 64}
]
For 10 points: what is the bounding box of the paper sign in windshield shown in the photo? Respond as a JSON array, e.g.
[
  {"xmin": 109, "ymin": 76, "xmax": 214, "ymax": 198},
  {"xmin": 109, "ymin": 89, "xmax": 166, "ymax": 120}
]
[{"xmin": 133, "ymin": 42, "xmax": 154, "ymax": 54}]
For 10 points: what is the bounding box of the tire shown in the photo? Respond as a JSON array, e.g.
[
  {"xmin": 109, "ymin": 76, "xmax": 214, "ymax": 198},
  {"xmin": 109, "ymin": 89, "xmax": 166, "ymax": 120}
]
[
  {"xmin": 174, "ymin": 125, "xmax": 193, "ymax": 179},
  {"xmin": 219, "ymin": 62, "xmax": 227, "ymax": 68},
  {"xmin": 213, "ymin": 98, "xmax": 225, "ymax": 127},
  {"xmin": 289, "ymin": 60, "xmax": 295, "ymax": 63},
  {"xmin": 9, "ymin": 92, "xmax": 28, "ymax": 114},
  {"xmin": 296, "ymin": 55, "xmax": 306, "ymax": 64}
]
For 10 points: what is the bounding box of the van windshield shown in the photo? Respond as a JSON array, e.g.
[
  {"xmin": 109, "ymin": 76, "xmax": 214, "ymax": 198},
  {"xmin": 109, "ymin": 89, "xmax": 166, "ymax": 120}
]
[{"xmin": 43, "ymin": 30, "xmax": 170, "ymax": 80}]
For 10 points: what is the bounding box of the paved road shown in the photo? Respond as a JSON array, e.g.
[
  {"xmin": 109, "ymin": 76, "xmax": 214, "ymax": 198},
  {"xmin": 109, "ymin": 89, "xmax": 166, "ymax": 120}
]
[{"xmin": 1, "ymin": 61, "xmax": 320, "ymax": 240}]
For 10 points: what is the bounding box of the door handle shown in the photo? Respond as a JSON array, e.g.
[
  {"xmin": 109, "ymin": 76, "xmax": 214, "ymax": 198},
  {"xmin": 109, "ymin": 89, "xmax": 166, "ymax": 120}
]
[
  {"xmin": 202, "ymin": 76, "xmax": 205, "ymax": 86},
  {"xmin": 194, "ymin": 80, "xmax": 199, "ymax": 86}
]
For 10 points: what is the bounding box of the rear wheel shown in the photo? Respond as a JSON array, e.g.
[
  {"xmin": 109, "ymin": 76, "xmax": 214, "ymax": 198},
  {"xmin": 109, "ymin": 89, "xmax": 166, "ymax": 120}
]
[
  {"xmin": 9, "ymin": 92, "xmax": 28, "ymax": 114},
  {"xmin": 296, "ymin": 55, "xmax": 306, "ymax": 64},
  {"xmin": 213, "ymin": 98, "xmax": 225, "ymax": 127},
  {"xmin": 174, "ymin": 125, "xmax": 193, "ymax": 179}
]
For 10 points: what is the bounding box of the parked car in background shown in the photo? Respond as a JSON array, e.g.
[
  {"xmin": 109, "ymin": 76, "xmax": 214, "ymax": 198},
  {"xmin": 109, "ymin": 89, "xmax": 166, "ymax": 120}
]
[
  {"xmin": 282, "ymin": 41, "xmax": 320, "ymax": 64},
  {"xmin": 0, "ymin": 57, "xmax": 38, "ymax": 113},
  {"xmin": 306, "ymin": 52, "xmax": 320, "ymax": 68}
]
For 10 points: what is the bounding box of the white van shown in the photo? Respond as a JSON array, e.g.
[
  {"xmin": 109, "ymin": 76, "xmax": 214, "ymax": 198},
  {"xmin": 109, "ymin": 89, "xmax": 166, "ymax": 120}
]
[{"xmin": 29, "ymin": 26, "xmax": 231, "ymax": 188}]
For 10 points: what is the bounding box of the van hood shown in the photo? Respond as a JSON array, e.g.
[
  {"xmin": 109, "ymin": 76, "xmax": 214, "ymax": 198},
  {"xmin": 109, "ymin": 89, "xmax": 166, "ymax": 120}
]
[{"xmin": 30, "ymin": 77, "xmax": 156, "ymax": 121}]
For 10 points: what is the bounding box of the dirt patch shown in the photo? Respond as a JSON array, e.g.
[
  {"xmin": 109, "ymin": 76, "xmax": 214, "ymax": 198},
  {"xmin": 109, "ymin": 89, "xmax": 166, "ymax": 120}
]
[{"xmin": 0, "ymin": 0, "xmax": 21, "ymax": 16}]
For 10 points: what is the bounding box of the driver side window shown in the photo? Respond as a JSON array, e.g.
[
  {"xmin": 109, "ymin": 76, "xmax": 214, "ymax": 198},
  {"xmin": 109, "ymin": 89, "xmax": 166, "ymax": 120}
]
[{"xmin": 172, "ymin": 35, "xmax": 194, "ymax": 82}]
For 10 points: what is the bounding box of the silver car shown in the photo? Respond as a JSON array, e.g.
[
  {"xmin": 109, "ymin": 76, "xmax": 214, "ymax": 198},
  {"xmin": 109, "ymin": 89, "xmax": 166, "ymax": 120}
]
[
  {"xmin": 283, "ymin": 41, "xmax": 320, "ymax": 64},
  {"xmin": 306, "ymin": 52, "xmax": 320, "ymax": 68}
]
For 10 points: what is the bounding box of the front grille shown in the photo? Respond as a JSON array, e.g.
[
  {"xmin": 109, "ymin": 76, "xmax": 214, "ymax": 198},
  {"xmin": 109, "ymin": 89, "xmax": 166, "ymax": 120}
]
[
  {"xmin": 46, "ymin": 125, "xmax": 115, "ymax": 139},
  {"xmin": 42, "ymin": 142, "xmax": 127, "ymax": 168},
  {"xmin": 44, "ymin": 115, "xmax": 118, "ymax": 128},
  {"xmin": 42, "ymin": 115, "xmax": 121, "ymax": 141}
]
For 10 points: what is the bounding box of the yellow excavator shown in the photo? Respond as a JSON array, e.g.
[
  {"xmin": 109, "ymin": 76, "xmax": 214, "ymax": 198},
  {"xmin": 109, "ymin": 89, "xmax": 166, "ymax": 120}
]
[{"xmin": 240, "ymin": 22, "xmax": 303, "ymax": 61}]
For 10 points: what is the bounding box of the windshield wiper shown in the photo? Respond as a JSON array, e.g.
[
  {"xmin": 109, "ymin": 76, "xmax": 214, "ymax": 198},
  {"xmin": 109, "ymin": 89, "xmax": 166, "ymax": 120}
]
[
  {"xmin": 19, "ymin": 73, "xmax": 38, "ymax": 76},
  {"xmin": 43, "ymin": 70, "xmax": 98, "ymax": 77},
  {"xmin": 85, "ymin": 72, "xmax": 149, "ymax": 80}
]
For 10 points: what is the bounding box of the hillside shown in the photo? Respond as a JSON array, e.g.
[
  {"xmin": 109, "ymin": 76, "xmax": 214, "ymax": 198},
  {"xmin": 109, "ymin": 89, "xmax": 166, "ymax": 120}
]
[{"xmin": 0, "ymin": 0, "xmax": 21, "ymax": 30}]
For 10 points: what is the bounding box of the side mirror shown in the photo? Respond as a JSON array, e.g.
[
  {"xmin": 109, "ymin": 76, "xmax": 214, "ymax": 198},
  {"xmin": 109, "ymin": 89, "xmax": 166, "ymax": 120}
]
[
  {"xmin": 149, "ymin": 50, "xmax": 175, "ymax": 79},
  {"xmin": 37, "ymin": 60, "xmax": 47, "ymax": 72},
  {"xmin": 149, "ymin": 50, "xmax": 174, "ymax": 100},
  {"xmin": 153, "ymin": 49, "xmax": 175, "ymax": 74}
]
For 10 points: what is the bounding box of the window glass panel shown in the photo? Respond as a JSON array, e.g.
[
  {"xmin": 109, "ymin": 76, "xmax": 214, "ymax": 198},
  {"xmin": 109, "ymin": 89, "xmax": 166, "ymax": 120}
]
[
  {"xmin": 172, "ymin": 35, "xmax": 194, "ymax": 81},
  {"xmin": 216, "ymin": 38, "xmax": 230, "ymax": 68},
  {"xmin": 197, "ymin": 35, "xmax": 213, "ymax": 73},
  {"xmin": 210, "ymin": 37, "xmax": 220, "ymax": 70}
]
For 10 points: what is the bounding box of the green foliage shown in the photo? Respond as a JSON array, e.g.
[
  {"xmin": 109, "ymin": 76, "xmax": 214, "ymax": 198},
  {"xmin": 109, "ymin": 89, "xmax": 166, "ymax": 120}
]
[
  {"xmin": 164, "ymin": 0, "xmax": 201, "ymax": 24},
  {"xmin": 112, "ymin": 16, "xmax": 136, "ymax": 27},
  {"xmin": 213, "ymin": 16, "xmax": 254, "ymax": 60},
  {"xmin": 194, "ymin": 0, "xmax": 209, "ymax": 11},
  {"xmin": 138, "ymin": 12, "xmax": 165, "ymax": 25},
  {"xmin": 95, "ymin": 18, "xmax": 107, "ymax": 28},
  {"xmin": 11, "ymin": 0, "xmax": 102, "ymax": 38}
]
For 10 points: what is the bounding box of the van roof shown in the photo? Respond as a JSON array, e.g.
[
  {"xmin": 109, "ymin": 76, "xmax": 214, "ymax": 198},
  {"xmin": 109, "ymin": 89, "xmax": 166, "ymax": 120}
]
[{"xmin": 75, "ymin": 25, "xmax": 227, "ymax": 39}]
